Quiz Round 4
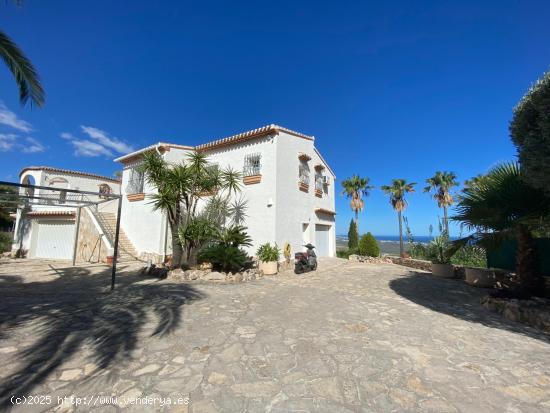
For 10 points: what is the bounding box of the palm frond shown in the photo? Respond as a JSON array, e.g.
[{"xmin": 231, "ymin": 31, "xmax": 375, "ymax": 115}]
[{"xmin": 0, "ymin": 30, "xmax": 45, "ymax": 107}]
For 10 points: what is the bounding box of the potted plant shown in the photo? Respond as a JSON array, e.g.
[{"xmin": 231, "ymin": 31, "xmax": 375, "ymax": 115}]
[
  {"xmin": 257, "ymin": 243, "xmax": 280, "ymax": 275},
  {"xmin": 428, "ymin": 234, "xmax": 455, "ymax": 278}
]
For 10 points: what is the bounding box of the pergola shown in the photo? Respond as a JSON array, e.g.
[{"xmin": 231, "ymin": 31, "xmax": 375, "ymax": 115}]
[{"xmin": 0, "ymin": 180, "xmax": 123, "ymax": 290}]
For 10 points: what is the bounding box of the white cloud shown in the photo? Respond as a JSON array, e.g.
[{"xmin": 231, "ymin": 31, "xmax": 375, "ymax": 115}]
[
  {"xmin": 80, "ymin": 125, "xmax": 133, "ymax": 154},
  {"xmin": 68, "ymin": 138, "xmax": 114, "ymax": 157},
  {"xmin": 61, "ymin": 126, "xmax": 133, "ymax": 158},
  {"xmin": 0, "ymin": 133, "xmax": 45, "ymax": 153},
  {"xmin": 0, "ymin": 102, "xmax": 33, "ymax": 132},
  {"xmin": 60, "ymin": 132, "xmax": 75, "ymax": 140},
  {"xmin": 22, "ymin": 137, "xmax": 45, "ymax": 153},
  {"xmin": 0, "ymin": 133, "xmax": 17, "ymax": 151}
]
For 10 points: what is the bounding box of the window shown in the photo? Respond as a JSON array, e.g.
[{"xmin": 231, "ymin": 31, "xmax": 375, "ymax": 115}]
[
  {"xmin": 99, "ymin": 184, "xmax": 112, "ymax": 199},
  {"xmin": 49, "ymin": 177, "xmax": 69, "ymax": 204},
  {"xmin": 315, "ymin": 174, "xmax": 324, "ymax": 191},
  {"xmin": 126, "ymin": 167, "xmax": 144, "ymax": 194},
  {"xmin": 299, "ymin": 163, "xmax": 310, "ymax": 185},
  {"xmin": 243, "ymin": 153, "xmax": 261, "ymax": 177}
]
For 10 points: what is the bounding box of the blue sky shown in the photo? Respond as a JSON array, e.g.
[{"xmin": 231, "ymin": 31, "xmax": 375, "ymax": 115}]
[{"xmin": 1, "ymin": 0, "xmax": 549, "ymax": 236}]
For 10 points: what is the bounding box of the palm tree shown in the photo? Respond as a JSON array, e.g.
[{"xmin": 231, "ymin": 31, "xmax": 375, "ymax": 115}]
[
  {"xmin": 424, "ymin": 171, "xmax": 458, "ymax": 235},
  {"xmin": 0, "ymin": 30, "xmax": 45, "ymax": 107},
  {"xmin": 381, "ymin": 179, "xmax": 416, "ymax": 257},
  {"xmin": 453, "ymin": 162, "xmax": 550, "ymax": 297},
  {"xmin": 140, "ymin": 150, "xmax": 242, "ymax": 268},
  {"xmin": 341, "ymin": 175, "xmax": 374, "ymax": 234}
]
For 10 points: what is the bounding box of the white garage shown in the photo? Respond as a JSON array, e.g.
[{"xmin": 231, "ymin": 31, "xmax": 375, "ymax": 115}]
[
  {"xmin": 315, "ymin": 224, "xmax": 331, "ymax": 257},
  {"xmin": 30, "ymin": 219, "xmax": 75, "ymax": 260}
]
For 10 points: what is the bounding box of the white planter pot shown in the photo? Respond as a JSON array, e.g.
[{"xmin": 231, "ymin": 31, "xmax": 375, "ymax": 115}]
[
  {"xmin": 465, "ymin": 267, "xmax": 496, "ymax": 288},
  {"xmin": 259, "ymin": 261, "xmax": 278, "ymax": 275},
  {"xmin": 431, "ymin": 263, "xmax": 455, "ymax": 278}
]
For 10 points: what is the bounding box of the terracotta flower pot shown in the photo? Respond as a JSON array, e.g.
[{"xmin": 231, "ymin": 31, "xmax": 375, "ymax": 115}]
[
  {"xmin": 106, "ymin": 256, "xmax": 115, "ymax": 265},
  {"xmin": 259, "ymin": 261, "xmax": 278, "ymax": 275},
  {"xmin": 431, "ymin": 263, "xmax": 455, "ymax": 278}
]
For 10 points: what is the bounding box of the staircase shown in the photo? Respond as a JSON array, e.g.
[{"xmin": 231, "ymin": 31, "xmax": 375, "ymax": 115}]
[{"xmin": 95, "ymin": 212, "xmax": 140, "ymax": 262}]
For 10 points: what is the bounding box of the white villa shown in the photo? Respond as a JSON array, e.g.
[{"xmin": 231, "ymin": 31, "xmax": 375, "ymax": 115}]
[{"xmin": 12, "ymin": 124, "xmax": 336, "ymax": 263}]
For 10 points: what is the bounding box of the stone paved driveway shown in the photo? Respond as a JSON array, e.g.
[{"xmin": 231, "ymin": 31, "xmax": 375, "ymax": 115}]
[{"xmin": 0, "ymin": 258, "xmax": 549, "ymax": 412}]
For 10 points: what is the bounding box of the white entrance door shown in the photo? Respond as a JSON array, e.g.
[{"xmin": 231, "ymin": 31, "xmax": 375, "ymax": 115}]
[
  {"xmin": 32, "ymin": 220, "xmax": 75, "ymax": 259},
  {"xmin": 315, "ymin": 224, "xmax": 331, "ymax": 257}
]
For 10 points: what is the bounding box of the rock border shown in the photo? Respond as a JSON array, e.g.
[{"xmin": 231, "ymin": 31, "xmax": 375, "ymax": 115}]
[
  {"xmin": 481, "ymin": 296, "xmax": 550, "ymax": 334},
  {"xmin": 167, "ymin": 268, "xmax": 264, "ymax": 283}
]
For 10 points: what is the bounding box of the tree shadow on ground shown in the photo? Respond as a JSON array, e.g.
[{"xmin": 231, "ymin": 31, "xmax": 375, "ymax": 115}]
[
  {"xmin": 389, "ymin": 271, "xmax": 550, "ymax": 344},
  {"xmin": 0, "ymin": 264, "xmax": 206, "ymax": 407}
]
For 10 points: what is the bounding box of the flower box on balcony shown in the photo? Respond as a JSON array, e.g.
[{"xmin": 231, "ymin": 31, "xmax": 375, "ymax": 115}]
[
  {"xmin": 299, "ymin": 182, "xmax": 309, "ymax": 192},
  {"xmin": 127, "ymin": 193, "xmax": 145, "ymax": 202},
  {"xmin": 243, "ymin": 175, "xmax": 262, "ymax": 185},
  {"xmin": 315, "ymin": 189, "xmax": 322, "ymax": 198}
]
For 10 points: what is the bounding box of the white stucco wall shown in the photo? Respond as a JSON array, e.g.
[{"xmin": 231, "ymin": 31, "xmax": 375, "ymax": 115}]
[
  {"xmin": 275, "ymin": 131, "xmax": 336, "ymax": 257},
  {"xmin": 12, "ymin": 169, "xmax": 121, "ymax": 253},
  {"xmin": 119, "ymin": 159, "xmax": 166, "ymax": 257},
  {"xmin": 114, "ymin": 129, "xmax": 336, "ymax": 261},
  {"xmin": 203, "ymin": 134, "xmax": 278, "ymax": 255}
]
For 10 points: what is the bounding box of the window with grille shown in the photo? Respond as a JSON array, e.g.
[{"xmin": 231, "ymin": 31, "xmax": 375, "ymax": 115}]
[
  {"xmin": 299, "ymin": 163, "xmax": 310, "ymax": 185},
  {"xmin": 243, "ymin": 153, "xmax": 262, "ymax": 177},
  {"xmin": 315, "ymin": 174, "xmax": 324, "ymax": 191},
  {"xmin": 126, "ymin": 167, "xmax": 144, "ymax": 194}
]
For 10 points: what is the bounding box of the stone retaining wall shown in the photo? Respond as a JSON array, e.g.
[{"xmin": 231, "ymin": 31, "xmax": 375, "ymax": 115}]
[
  {"xmin": 481, "ymin": 296, "xmax": 550, "ymax": 334},
  {"xmin": 168, "ymin": 268, "xmax": 264, "ymax": 283},
  {"xmin": 388, "ymin": 257, "xmax": 432, "ymax": 272}
]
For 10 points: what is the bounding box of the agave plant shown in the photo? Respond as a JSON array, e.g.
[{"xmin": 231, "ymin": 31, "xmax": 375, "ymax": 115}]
[{"xmin": 453, "ymin": 162, "xmax": 550, "ymax": 297}]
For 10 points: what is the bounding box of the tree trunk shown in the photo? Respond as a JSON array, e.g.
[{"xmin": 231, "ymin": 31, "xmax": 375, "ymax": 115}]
[
  {"xmin": 515, "ymin": 224, "xmax": 541, "ymax": 297},
  {"xmin": 398, "ymin": 210, "xmax": 404, "ymax": 257},
  {"xmin": 170, "ymin": 222, "xmax": 183, "ymax": 269},
  {"xmin": 355, "ymin": 210, "xmax": 359, "ymax": 235},
  {"xmin": 443, "ymin": 206, "xmax": 449, "ymax": 235}
]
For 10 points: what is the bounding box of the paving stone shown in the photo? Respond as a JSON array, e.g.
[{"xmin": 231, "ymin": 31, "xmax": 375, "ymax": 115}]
[{"xmin": 1, "ymin": 258, "xmax": 550, "ymax": 412}]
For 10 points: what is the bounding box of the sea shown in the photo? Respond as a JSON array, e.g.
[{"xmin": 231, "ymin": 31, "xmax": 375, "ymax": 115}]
[
  {"xmin": 336, "ymin": 234, "xmax": 457, "ymax": 255},
  {"xmin": 336, "ymin": 234, "xmax": 438, "ymax": 244}
]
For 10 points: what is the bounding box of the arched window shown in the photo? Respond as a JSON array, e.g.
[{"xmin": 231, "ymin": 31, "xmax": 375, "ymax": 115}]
[
  {"xmin": 48, "ymin": 177, "xmax": 69, "ymax": 204},
  {"xmin": 21, "ymin": 175, "xmax": 35, "ymax": 198},
  {"xmin": 99, "ymin": 183, "xmax": 112, "ymax": 199}
]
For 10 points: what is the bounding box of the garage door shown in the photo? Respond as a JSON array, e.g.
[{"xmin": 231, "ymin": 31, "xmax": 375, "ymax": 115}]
[
  {"xmin": 32, "ymin": 220, "xmax": 75, "ymax": 259},
  {"xmin": 315, "ymin": 224, "xmax": 331, "ymax": 257}
]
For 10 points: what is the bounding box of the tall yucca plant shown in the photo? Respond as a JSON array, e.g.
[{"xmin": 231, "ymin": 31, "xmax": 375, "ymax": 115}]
[
  {"xmin": 453, "ymin": 162, "xmax": 550, "ymax": 297},
  {"xmin": 341, "ymin": 175, "xmax": 374, "ymax": 234},
  {"xmin": 381, "ymin": 179, "xmax": 416, "ymax": 257},
  {"xmin": 424, "ymin": 171, "xmax": 458, "ymax": 235},
  {"xmin": 0, "ymin": 30, "xmax": 45, "ymax": 107},
  {"xmin": 140, "ymin": 150, "xmax": 242, "ymax": 268}
]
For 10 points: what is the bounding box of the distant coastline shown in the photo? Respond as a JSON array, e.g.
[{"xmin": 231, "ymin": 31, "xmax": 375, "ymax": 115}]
[{"xmin": 336, "ymin": 234, "xmax": 456, "ymax": 255}]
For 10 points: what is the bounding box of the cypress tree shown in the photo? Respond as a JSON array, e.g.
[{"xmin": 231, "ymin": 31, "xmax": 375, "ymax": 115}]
[{"xmin": 348, "ymin": 219, "xmax": 359, "ymax": 251}]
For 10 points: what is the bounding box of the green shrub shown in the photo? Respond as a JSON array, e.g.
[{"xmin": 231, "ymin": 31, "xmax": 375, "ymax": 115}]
[
  {"xmin": 358, "ymin": 232, "xmax": 380, "ymax": 257},
  {"xmin": 451, "ymin": 245, "xmax": 487, "ymax": 267},
  {"xmin": 408, "ymin": 242, "xmax": 428, "ymax": 260},
  {"xmin": 336, "ymin": 248, "xmax": 357, "ymax": 259},
  {"xmin": 0, "ymin": 232, "xmax": 12, "ymax": 252},
  {"xmin": 197, "ymin": 245, "xmax": 248, "ymax": 273},
  {"xmin": 256, "ymin": 243, "xmax": 280, "ymax": 262},
  {"xmin": 347, "ymin": 219, "xmax": 358, "ymax": 250}
]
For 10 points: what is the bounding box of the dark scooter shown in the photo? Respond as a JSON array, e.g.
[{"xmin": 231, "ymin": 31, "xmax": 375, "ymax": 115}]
[{"xmin": 294, "ymin": 243, "xmax": 317, "ymax": 274}]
